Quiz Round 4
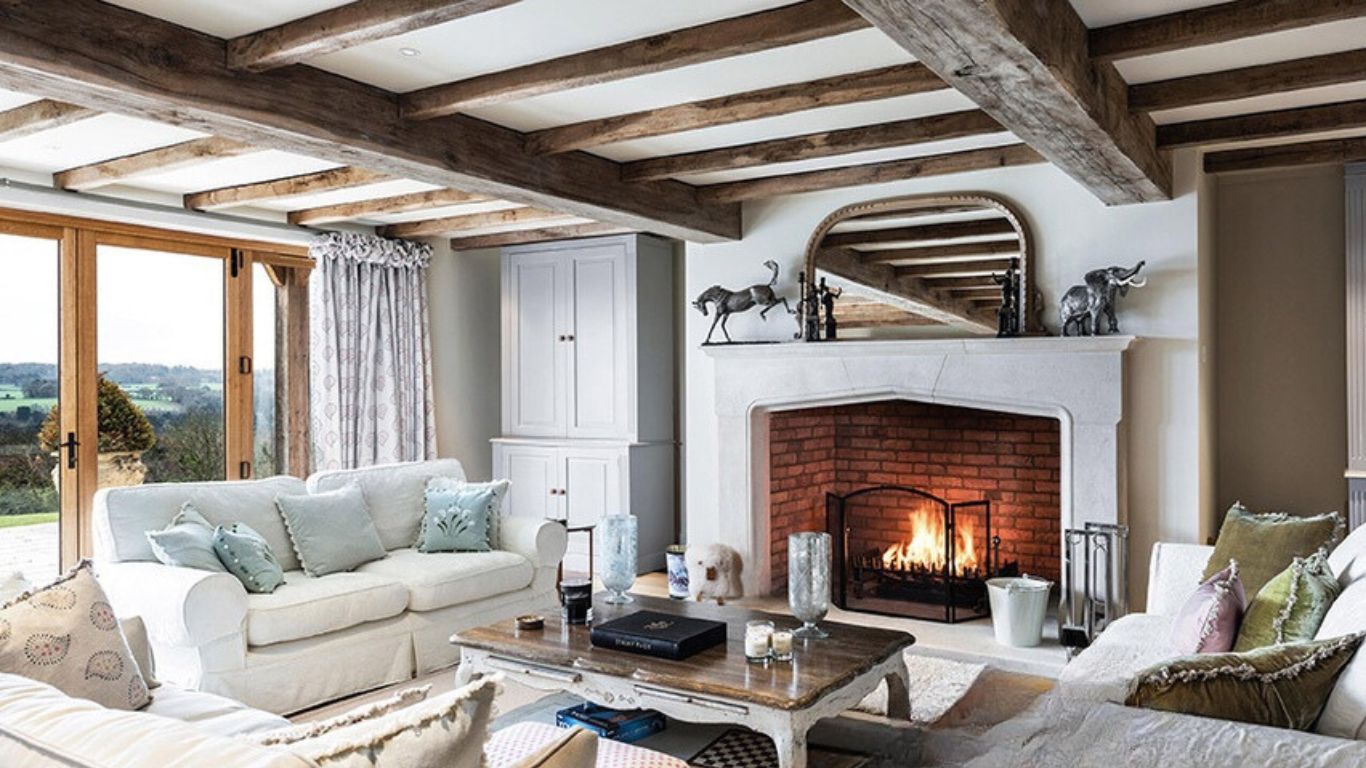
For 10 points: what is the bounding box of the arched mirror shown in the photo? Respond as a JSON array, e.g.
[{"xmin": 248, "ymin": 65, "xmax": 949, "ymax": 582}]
[{"xmin": 803, "ymin": 193, "xmax": 1038, "ymax": 338}]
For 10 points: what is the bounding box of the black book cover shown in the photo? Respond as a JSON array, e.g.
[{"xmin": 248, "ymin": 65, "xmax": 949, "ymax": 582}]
[{"xmin": 590, "ymin": 610, "xmax": 727, "ymax": 661}]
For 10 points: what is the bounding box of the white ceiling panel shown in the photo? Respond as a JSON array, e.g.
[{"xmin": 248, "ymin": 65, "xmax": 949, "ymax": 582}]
[
  {"xmin": 1068, "ymin": 0, "xmax": 1224, "ymax": 28},
  {"xmin": 1151, "ymin": 82, "xmax": 1366, "ymax": 125},
  {"xmin": 369, "ymin": 199, "xmax": 526, "ymax": 226},
  {"xmin": 0, "ymin": 89, "xmax": 39, "ymax": 113},
  {"xmin": 1196, "ymin": 126, "xmax": 1366, "ymax": 153},
  {"xmin": 129, "ymin": 151, "xmax": 342, "ymax": 194},
  {"xmin": 0, "ymin": 115, "xmax": 204, "ymax": 175},
  {"xmin": 102, "ymin": 0, "xmax": 353, "ymax": 38},
  {"xmin": 830, "ymin": 210, "xmax": 1006, "ymax": 232},
  {"xmin": 1115, "ymin": 19, "xmax": 1366, "ymax": 83},
  {"xmin": 249, "ymin": 179, "xmax": 445, "ymax": 212}
]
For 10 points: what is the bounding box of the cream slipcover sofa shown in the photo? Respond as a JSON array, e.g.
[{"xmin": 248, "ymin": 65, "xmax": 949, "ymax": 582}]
[{"xmin": 91, "ymin": 459, "xmax": 568, "ymax": 714}]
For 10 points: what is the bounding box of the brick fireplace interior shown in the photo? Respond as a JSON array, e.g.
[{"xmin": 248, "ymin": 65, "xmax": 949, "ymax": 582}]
[{"xmin": 767, "ymin": 400, "xmax": 1062, "ymax": 599}]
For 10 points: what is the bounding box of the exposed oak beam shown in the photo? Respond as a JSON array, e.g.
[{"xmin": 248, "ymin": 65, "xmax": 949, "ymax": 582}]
[
  {"xmin": 0, "ymin": 0, "xmax": 737, "ymax": 242},
  {"xmin": 1129, "ymin": 49, "xmax": 1366, "ymax": 113},
  {"xmin": 913, "ymin": 276, "xmax": 1001, "ymax": 290},
  {"xmin": 185, "ymin": 167, "xmax": 390, "ymax": 211},
  {"xmin": 0, "ymin": 99, "xmax": 96, "ymax": 142},
  {"xmin": 380, "ymin": 206, "xmax": 578, "ymax": 238},
  {"xmin": 835, "ymin": 300, "xmax": 936, "ymax": 328},
  {"xmin": 823, "ymin": 219, "xmax": 1016, "ymax": 249},
  {"xmin": 402, "ymin": 0, "xmax": 868, "ymax": 118},
  {"xmin": 818, "ymin": 247, "xmax": 995, "ymax": 333},
  {"xmin": 896, "ymin": 260, "xmax": 1013, "ymax": 278},
  {"xmin": 1204, "ymin": 136, "xmax": 1366, "ymax": 174},
  {"xmin": 525, "ymin": 63, "xmax": 945, "ymax": 155},
  {"xmin": 621, "ymin": 110, "xmax": 1002, "ymax": 181},
  {"xmin": 449, "ymin": 222, "xmax": 631, "ymax": 250},
  {"xmin": 288, "ymin": 188, "xmax": 493, "ymax": 226},
  {"xmin": 1157, "ymin": 99, "xmax": 1366, "ymax": 149},
  {"xmin": 698, "ymin": 144, "xmax": 1044, "ymax": 203},
  {"xmin": 228, "ymin": 0, "xmax": 520, "ymax": 72},
  {"xmin": 1089, "ymin": 0, "xmax": 1366, "ymax": 63},
  {"xmin": 857, "ymin": 240, "xmax": 1021, "ymax": 264},
  {"xmin": 55, "ymin": 136, "xmax": 254, "ymax": 191}
]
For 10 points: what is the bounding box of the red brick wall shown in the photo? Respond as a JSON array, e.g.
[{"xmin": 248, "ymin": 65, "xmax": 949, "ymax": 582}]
[{"xmin": 767, "ymin": 400, "xmax": 1060, "ymax": 594}]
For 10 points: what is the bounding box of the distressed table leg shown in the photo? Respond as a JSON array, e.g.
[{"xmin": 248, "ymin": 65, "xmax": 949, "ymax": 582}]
[
  {"xmin": 885, "ymin": 659, "xmax": 912, "ymax": 721},
  {"xmin": 454, "ymin": 652, "xmax": 478, "ymax": 686},
  {"xmin": 771, "ymin": 727, "xmax": 808, "ymax": 768}
]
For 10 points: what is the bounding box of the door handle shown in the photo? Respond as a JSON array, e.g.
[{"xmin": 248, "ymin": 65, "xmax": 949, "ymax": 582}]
[{"xmin": 58, "ymin": 432, "xmax": 79, "ymax": 470}]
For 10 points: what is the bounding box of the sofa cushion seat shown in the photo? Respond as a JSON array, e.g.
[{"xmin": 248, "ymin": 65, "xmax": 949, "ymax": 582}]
[
  {"xmin": 145, "ymin": 683, "xmax": 290, "ymax": 738},
  {"xmin": 246, "ymin": 571, "xmax": 409, "ymax": 647},
  {"xmin": 357, "ymin": 548, "xmax": 535, "ymax": 612},
  {"xmin": 1057, "ymin": 613, "xmax": 1177, "ymax": 703}
]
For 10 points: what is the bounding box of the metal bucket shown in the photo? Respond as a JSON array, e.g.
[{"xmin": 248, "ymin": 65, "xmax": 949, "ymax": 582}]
[{"xmin": 986, "ymin": 576, "xmax": 1053, "ymax": 647}]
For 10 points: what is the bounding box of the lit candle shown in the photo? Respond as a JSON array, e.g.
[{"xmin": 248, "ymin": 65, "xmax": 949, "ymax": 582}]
[
  {"xmin": 771, "ymin": 630, "xmax": 794, "ymax": 662},
  {"xmin": 745, "ymin": 620, "xmax": 774, "ymax": 662}
]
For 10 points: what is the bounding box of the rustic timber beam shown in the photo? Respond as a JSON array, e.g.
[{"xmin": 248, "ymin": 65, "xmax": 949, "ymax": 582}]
[
  {"xmin": 835, "ymin": 301, "xmax": 936, "ymax": 328},
  {"xmin": 857, "ymin": 240, "xmax": 1021, "ymax": 264},
  {"xmin": 0, "ymin": 99, "xmax": 97, "ymax": 142},
  {"xmin": 1157, "ymin": 99, "xmax": 1366, "ymax": 149},
  {"xmin": 1129, "ymin": 49, "xmax": 1366, "ymax": 113},
  {"xmin": 1204, "ymin": 136, "xmax": 1366, "ymax": 174},
  {"xmin": 621, "ymin": 110, "xmax": 1002, "ymax": 182},
  {"xmin": 818, "ymin": 247, "xmax": 995, "ymax": 333},
  {"xmin": 823, "ymin": 219, "xmax": 1016, "ymax": 249},
  {"xmin": 0, "ymin": 0, "xmax": 737, "ymax": 242},
  {"xmin": 843, "ymin": 0, "xmax": 1171, "ymax": 205},
  {"xmin": 913, "ymin": 276, "xmax": 1001, "ymax": 290},
  {"xmin": 1089, "ymin": 0, "xmax": 1366, "ymax": 63},
  {"xmin": 228, "ymin": 0, "xmax": 520, "ymax": 72},
  {"xmin": 288, "ymin": 188, "xmax": 493, "ymax": 226},
  {"xmin": 185, "ymin": 167, "xmax": 390, "ymax": 211},
  {"xmin": 55, "ymin": 137, "xmax": 255, "ymax": 191},
  {"xmin": 401, "ymin": 0, "xmax": 868, "ymax": 118},
  {"xmin": 896, "ymin": 260, "xmax": 1013, "ymax": 278},
  {"xmin": 699, "ymin": 144, "xmax": 1044, "ymax": 203},
  {"xmin": 449, "ymin": 222, "xmax": 631, "ymax": 250},
  {"xmin": 525, "ymin": 63, "xmax": 945, "ymax": 156},
  {"xmin": 380, "ymin": 206, "xmax": 579, "ymax": 238}
]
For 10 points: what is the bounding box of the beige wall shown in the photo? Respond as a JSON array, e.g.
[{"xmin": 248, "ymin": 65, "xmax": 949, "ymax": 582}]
[{"xmin": 1215, "ymin": 166, "xmax": 1346, "ymax": 519}]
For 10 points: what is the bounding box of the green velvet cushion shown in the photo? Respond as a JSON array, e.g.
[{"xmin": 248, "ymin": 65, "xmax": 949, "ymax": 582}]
[
  {"xmin": 145, "ymin": 504, "xmax": 226, "ymax": 572},
  {"xmin": 213, "ymin": 522, "xmax": 285, "ymax": 594},
  {"xmin": 276, "ymin": 484, "xmax": 387, "ymax": 576},
  {"xmin": 416, "ymin": 479, "xmax": 508, "ymax": 554},
  {"xmin": 1202, "ymin": 503, "xmax": 1343, "ymax": 597},
  {"xmin": 1126, "ymin": 633, "xmax": 1365, "ymax": 731},
  {"xmin": 1234, "ymin": 549, "xmax": 1340, "ymax": 652}
]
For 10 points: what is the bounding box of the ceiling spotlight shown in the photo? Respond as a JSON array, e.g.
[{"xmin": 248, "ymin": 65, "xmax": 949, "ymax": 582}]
[{"xmin": 399, "ymin": 47, "xmax": 421, "ymax": 57}]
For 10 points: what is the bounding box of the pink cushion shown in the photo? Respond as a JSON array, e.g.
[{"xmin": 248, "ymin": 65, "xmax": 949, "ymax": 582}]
[
  {"xmin": 1169, "ymin": 560, "xmax": 1246, "ymax": 654},
  {"xmin": 487, "ymin": 722, "xmax": 687, "ymax": 768}
]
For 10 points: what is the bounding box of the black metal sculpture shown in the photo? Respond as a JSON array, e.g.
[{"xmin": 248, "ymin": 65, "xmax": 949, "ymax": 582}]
[
  {"xmin": 991, "ymin": 259, "xmax": 1022, "ymax": 338},
  {"xmin": 797, "ymin": 270, "xmax": 820, "ymax": 341},
  {"xmin": 819, "ymin": 277, "xmax": 841, "ymax": 341},
  {"xmin": 1059, "ymin": 261, "xmax": 1146, "ymax": 336},
  {"xmin": 693, "ymin": 260, "xmax": 794, "ymax": 344}
]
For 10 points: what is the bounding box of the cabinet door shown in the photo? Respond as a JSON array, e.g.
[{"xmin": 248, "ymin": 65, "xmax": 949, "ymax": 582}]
[
  {"xmin": 505, "ymin": 251, "xmax": 567, "ymax": 437},
  {"xmin": 495, "ymin": 444, "xmax": 562, "ymax": 522},
  {"xmin": 565, "ymin": 244, "xmax": 631, "ymax": 439},
  {"xmin": 562, "ymin": 448, "xmax": 624, "ymax": 576}
]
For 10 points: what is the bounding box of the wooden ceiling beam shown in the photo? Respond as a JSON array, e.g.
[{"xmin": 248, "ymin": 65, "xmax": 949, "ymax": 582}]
[
  {"xmin": 1129, "ymin": 49, "xmax": 1366, "ymax": 113},
  {"xmin": 228, "ymin": 0, "xmax": 520, "ymax": 72},
  {"xmin": 699, "ymin": 144, "xmax": 1044, "ymax": 203},
  {"xmin": 401, "ymin": 0, "xmax": 868, "ymax": 118},
  {"xmin": 913, "ymin": 275, "xmax": 1001, "ymax": 290},
  {"xmin": 55, "ymin": 136, "xmax": 255, "ymax": 191},
  {"xmin": 0, "ymin": 0, "xmax": 737, "ymax": 242},
  {"xmin": 818, "ymin": 247, "xmax": 995, "ymax": 333},
  {"xmin": 1089, "ymin": 0, "xmax": 1366, "ymax": 63},
  {"xmin": 823, "ymin": 218, "xmax": 1016, "ymax": 249},
  {"xmin": 1157, "ymin": 99, "xmax": 1366, "ymax": 149},
  {"xmin": 449, "ymin": 222, "xmax": 631, "ymax": 250},
  {"xmin": 185, "ymin": 167, "xmax": 391, "ymax": 211},
  {"xmin": 526, "ymin": 63, "xmax": 946, "ymax": 155},
  {"xmin": 834, "ymin": 301, "xmax": 937, "ymax": 328},
  {"xmin": 0, "ymin": 99, "xmax": 97, "ymax": 142},
  {"xmin": 895, "ymin": 260, "xmax": 1013, "ymax": 278},
  {"xmin": 1204, "ymin": 136, "xmax": 1366, "ymax": 174},
  {"xmin": 857, "ymin": 240, "xmax": 1021, "ymax": 264},
  {"xmin": 288, "ymin": 188, "xmax": 494, "ymax": 226},
  {"xmin": 621, "ymin": 110, "xmax": 1002, "ymax": 182},
  {"xmin": 845, "ymin": 0, "xmax": 1169, "ymax": 205},
  {"xmin": 381, "ymin": 206, "xmax": 580, "ymax": 238}
]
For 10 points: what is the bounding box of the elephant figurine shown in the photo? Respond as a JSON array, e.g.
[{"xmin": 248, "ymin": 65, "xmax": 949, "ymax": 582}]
[{"xmin": 1059, "ymin": 261, "xmax": 1146, "ymax": 336}]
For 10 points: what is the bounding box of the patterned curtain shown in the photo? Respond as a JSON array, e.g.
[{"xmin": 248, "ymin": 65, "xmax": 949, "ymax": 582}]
[{"xmin": 308, "ymin": 232, "xmax": 435, "ymax": 471}]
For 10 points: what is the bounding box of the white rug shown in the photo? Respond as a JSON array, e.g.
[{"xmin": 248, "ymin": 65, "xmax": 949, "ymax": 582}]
[{"xmin": 854, "ymin": 652, "xmax": 987, "ymax": 726}]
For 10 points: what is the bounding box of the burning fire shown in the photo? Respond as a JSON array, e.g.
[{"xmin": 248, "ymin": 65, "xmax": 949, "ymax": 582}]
[{"xmin": 881, "ymin": 509, "xmax": 980, "ymax": 576}]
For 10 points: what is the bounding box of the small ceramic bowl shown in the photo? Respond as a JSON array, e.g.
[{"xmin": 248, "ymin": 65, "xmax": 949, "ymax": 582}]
[{"xmin": 515, "ymin": 614, "xmax": 545, "ymax": 631}]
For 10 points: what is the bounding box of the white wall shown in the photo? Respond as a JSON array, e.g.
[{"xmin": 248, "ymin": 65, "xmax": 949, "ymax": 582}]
[{"xmin": 683, "ymin": 152, "xmax": 1208, "ymax": 605}]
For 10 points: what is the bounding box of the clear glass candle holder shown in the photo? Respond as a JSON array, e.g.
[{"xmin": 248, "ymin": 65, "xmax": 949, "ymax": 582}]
[
  {"xmin": 745, "ymin": 620, "xmax": 774, "ymax": 663},
  {"xmin": 789, "ymin": 532, "xmax": 831, "ymax": 639},
  {"xmin": 598, "ymin": 515, "xmax": 638, "ymax": 604},
  {"xmin": 770, "ymin": 630, "xmax": 794, "ymax": 662}
]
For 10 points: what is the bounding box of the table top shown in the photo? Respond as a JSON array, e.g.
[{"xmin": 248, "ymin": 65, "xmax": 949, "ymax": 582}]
[{"xmin": 452, "ymin": 593, "xmax": 915, "ymax": 711}]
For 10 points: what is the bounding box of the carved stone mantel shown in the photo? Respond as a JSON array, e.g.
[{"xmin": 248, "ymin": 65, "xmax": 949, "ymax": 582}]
[{"xmin": 703, "ymin": 336, "xmax": 1134, "ymax": 596}]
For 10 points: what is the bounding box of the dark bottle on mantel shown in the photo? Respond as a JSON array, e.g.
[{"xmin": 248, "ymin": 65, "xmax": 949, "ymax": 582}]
[{"xmin": 819, "ymin": 277, "xmax": 837, "ymax": 341}]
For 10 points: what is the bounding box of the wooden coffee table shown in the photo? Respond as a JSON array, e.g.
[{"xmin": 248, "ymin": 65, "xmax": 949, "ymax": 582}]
[{"xmin": 452, "ymin": 594, "xmax": 914, "ymax": 768}]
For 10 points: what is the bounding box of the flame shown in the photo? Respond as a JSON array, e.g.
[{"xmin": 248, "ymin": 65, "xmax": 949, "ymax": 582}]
[{"xmin": 880, "ymin": 508, "xmax": 980, "ymax": 576}]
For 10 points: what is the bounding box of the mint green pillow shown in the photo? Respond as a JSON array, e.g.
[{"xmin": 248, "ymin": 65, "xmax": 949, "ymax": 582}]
[
  {"xmin": 275, "ymin": 484, "xmax": 387, "ymax": 576},
  {"xmin": 213, "ymin": 522, "xmax": 284, "ymax": 594},
  {"xmin": 1235, "ymin": 549, "xmax": 1340, "ymax": 652},
  {"xmin": 417, "ymin": 479, "xmax": 509, "ymax": 553},
  {"xmin": 146, "ymin": 504, "xmax": 226, "ymax": 572}
]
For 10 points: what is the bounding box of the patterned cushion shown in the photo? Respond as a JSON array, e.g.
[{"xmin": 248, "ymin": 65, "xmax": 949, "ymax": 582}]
[
  {"xmin": 417, "ymin": 478, "xmax": 509, "ymax": 553},
  {"xmin": 145, "ymin": 504, "xmax": 227, "ymax": 572},
  {"xmin": 0, "ymin": 561, "xmax": 151, "ymax": 710},
  {"xmin": 1202, "ymin": 504, "xmax": 1344, "ymax": 598},
  {"xmin": 214, "ymin": 522, "xmax": 286, "ymax": 594},
  {"xmin": 486, "ymin": 722, "xmax": 688, "ymax": 768},
  {"xmin": 1169, "ymin": 560, "xmax": 1245, "ymax": 654},
  {"xmin": 1235, "ymin": 549, "xmax": 1340, "ymax": 652}
]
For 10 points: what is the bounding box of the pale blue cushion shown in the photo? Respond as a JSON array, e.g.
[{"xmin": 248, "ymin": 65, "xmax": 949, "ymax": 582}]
[
  {"xmin": 417, "ymin": 479, "xmax": 510, "ymax": 553},
  {"xmin": 275, "ymin": 484, "xmax": 387, "ymax": 576},
  {"xmin": 213, "ymin": 522, "xmax": 285, "ymax": 594},
  {"xmin": 145, "ymin": 504, "xmax": 226, "ymax": 572}
]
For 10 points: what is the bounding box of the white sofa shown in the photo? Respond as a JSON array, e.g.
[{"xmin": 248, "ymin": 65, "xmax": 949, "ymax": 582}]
[{"xmin": 91, "ymin": 459, "xmax": 568, "ymax": 715}]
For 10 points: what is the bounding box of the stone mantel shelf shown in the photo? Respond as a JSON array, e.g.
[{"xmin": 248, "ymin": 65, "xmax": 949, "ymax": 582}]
[{"xmin": 702, "ymin": 335, "xmax": 1135, "ymax": 359}]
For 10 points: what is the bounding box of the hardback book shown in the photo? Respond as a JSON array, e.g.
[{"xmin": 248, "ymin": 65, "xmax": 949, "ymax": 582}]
[
  {"xmin": 589, "ymin": 610, "xmax": 727, "ymax": 661},
  {"xmin": 555, "ymin": 703, "xmax": 666, "ymax": 744}
]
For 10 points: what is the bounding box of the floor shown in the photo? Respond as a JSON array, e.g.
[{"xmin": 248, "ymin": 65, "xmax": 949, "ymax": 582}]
[{"xmin": 0, "ymin": 522, "xmax": 58, "ymax": 584}]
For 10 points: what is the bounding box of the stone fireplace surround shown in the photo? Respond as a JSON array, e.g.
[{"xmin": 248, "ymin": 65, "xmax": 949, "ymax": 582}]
[{"xmin": 702, "ymin": 337, "xmax": 1133, "ymax": 598}]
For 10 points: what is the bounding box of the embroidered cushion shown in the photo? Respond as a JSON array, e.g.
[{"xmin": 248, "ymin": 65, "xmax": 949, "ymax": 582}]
[
  {"xmin": 145, "ymin": 504, "xmax": 226, "ymax": 572},
  {"xmin": 1202, "ymin": 504, "xmax": 1343, "ymax": 598},
  {"xmin": 416, "ymin": 478, "xmax": 509, "ymax": 553},
  {"xmin": 276, "ymin": 484, "xmax": 387, "ymax": 576},
  {"xmin": 1170, "ymin": 560, "xmax": 1245, "ymax": 654},
  {"xmin": 1235, "ymin": 549, "xmax": 1340, "ymax": 652},
  {"xmin": 0, "ymin": 561, "xmax": 151, "ymax": 710},
  {"xmin": 214, "ymin": 522, "xmax": 286, "ymax": 594},
  {"xmin": 1127, "ymin": 633, "xmax": 1365, "ymax": 730}
]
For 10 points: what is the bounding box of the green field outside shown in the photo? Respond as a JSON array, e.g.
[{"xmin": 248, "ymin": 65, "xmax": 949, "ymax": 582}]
[
  {"xmin": 0, "ymin": 512, "xmax": 57, "ymax": 529},
  {"xmin": 0, "ymin": 383, "xmax": 188, "ymax": 415}
]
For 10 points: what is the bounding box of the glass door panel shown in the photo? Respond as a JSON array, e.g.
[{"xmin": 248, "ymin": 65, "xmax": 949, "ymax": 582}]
[{"xmin": 252, "ymin": 263, "xmax": 277, "ymax": 477}]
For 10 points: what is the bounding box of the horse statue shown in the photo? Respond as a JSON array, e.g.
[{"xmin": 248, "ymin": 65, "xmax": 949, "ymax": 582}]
[
  {"xmin": 1059, "ymin": 261, "xmax": 1146, "ymax": 336},
  {"xmin": 693, "ymin": 260, "xmax": 793, "ymax": 344}
]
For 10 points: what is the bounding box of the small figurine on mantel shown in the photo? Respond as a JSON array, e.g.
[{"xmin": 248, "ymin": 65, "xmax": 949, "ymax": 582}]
[
  {"xmin": 992, "ymin": 259, "xmax": 1022, "ymax": 338},
  {"xmin": 693, "ymin": 260, "xmax": 794, "ymax": 345},
  {"xmin": 797, "ymin": 270, "xmax": 821, "ymax": 342},
  {"xmin": 819, "ymin": 277, "xmax": 841, "ymax": 340},
  {"xmin": 1059, "ymin": 261, "xmax": 1146, "ymax": 337}
]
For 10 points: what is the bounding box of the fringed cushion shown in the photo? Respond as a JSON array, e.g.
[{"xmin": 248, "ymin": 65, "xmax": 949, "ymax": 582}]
[
  {"xmin": 1202, "ymin": 504, "xmax": 1344, "ymax": 598},
  {"xmin": 257, "ymin": 685, "xmax": 431, "ymax": 746},
  {"xmin": 1169, "ymin": 560, "xmax": 1245, "ymax": 654},
  {"xmin": 1235, "ymin": 549, "xmax": 1340, "ymax": 652}
]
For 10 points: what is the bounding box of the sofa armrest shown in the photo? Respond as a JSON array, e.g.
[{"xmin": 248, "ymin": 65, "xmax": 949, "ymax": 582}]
[
  {"xmin": 94, "ymin": 561, "xmax": 248, "ymax": 648},
  {"xmin": 499, "ymin": 517, "xmax": 568, "ymax": 570},
  {"xmin": 1145, "ymin": 542, "xmax": 1214, "ymax": 616}
]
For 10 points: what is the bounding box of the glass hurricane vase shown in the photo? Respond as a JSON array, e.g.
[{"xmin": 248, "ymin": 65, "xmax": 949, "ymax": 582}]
[
  {"xmin": 788, "ymin": 531, "xmax": 831, "ymax": 639},
  {"xmin": 598, "ymin": 515, "xmax": 638, "ymax": 604}
]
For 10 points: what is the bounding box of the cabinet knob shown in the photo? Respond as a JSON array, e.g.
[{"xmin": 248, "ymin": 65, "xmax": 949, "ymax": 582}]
[
  {"xmin": 558, "ymin": 334, "xmax": 567, "ymax": 341},
  {"xmin": 566, "ymin": 334, "xmax": 575, "ymax": 342}
]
